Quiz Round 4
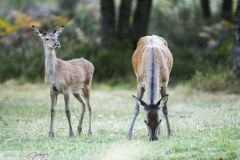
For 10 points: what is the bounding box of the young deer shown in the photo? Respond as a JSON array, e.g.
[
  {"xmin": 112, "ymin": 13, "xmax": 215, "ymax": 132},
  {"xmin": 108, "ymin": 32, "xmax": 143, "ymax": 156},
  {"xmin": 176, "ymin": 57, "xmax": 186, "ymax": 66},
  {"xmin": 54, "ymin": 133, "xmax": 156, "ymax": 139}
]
[
  {"xmin": 127, "ymin": 35, "xmax": 173, "ymax": 141},
  {"xmin": 32, "ymin": 25, "xmax": 94, "ymax": 138}
]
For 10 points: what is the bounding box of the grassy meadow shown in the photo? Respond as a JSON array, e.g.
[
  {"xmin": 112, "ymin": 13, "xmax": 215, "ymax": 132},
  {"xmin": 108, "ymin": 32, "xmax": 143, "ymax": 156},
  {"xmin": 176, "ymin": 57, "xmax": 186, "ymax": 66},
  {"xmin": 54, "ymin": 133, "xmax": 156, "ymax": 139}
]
[{"xmin": 0, "ymin": 81, "xmax": 239, "ymax": 160}]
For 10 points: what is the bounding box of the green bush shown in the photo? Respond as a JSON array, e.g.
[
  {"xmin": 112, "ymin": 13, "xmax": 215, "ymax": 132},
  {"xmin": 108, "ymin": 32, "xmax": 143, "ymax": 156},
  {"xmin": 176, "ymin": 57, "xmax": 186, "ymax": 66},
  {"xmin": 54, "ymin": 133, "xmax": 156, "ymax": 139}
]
[
  {"xmin": 171, "ymin": 48, "xmax": 200, "ymax": 80},
  {"xmin": 190, "ymin": 70, "xmax": 240, "ymax": 93},
  {"xmin": 0, "ymin": 45, "xmax": 44, "ymax": 82}
]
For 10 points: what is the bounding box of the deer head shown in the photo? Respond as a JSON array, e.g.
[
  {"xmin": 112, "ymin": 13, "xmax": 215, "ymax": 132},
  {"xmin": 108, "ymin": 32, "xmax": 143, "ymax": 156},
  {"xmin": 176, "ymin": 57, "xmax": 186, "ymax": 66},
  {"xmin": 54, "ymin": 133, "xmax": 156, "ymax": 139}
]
[
  {"xmin": 32, "ymin": 25, "xmax": 64, "ymax": 49},
  {"xmin": 132, "ymin": 94, "xmax": 168, "ymax": 141}
]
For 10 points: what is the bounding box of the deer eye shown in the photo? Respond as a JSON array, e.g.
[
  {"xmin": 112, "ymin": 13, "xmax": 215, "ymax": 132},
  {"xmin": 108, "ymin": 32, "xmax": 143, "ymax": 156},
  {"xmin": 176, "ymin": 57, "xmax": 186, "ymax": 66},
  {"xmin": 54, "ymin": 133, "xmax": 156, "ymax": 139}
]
[
  {"xmin": 45, "ymin": 38, "xmax": 50, "ymax": 41},
  {"xmin": 158, "ymin": 120, "xmax": 162, "ymax": 124},
  {"xmin": 144, "ymin": 120, "xmax": 149, "ymax": 125}
]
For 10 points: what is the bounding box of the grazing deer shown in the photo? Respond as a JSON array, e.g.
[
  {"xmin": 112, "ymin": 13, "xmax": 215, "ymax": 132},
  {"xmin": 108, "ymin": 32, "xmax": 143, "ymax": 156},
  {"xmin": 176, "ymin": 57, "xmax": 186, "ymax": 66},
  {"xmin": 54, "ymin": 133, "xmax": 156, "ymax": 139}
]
[
  {"xmin": 127, "ymin": 35, "xmax": 173, "ymax": 141},
  {"xmin": 32, "ymin": 25, "xmax": 94, "ymax": 137}
]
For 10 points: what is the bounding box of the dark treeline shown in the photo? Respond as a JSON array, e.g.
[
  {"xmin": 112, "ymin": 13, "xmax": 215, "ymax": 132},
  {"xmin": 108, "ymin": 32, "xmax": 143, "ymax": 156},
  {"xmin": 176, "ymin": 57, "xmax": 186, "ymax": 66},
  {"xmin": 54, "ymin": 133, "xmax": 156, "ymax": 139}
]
[
  {"xmin": 231, "ymin": 0, "xmax": 240, "ymax": 77},
  {"xmin": 100, "ymin": 0, "xmax": 153, "ymax": 47},
  {"xmin": 0, "ymin": 0, "xmax": 240, "ymax": 86}
]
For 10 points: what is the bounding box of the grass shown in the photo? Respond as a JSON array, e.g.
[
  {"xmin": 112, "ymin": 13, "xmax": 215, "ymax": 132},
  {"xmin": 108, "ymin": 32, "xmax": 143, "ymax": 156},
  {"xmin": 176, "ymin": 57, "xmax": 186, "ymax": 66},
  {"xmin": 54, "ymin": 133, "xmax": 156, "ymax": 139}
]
[{"xmin": 0, "ymin": 81, "xmax": 239, "ymax": 160}]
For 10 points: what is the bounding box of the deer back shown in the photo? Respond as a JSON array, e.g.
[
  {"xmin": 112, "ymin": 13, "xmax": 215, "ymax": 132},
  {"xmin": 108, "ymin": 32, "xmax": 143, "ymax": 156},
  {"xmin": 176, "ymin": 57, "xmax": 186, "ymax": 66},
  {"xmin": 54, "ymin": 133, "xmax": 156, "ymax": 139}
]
[
  {"xmin": 132, "ymin": 35, "xmax": 173, "ymax": 83},
  {"xmin": 55, "ymin": 58, "xmax": 94, "ymax": 92}
]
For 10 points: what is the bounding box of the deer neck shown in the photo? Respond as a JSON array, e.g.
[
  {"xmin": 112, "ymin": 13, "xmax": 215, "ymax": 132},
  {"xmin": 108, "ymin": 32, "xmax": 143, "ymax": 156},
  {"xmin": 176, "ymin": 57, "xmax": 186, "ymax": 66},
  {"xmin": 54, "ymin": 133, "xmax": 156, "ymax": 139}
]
[{"xmin": 44, "ymin": 47, "xmax": 57, "ymax": 84}]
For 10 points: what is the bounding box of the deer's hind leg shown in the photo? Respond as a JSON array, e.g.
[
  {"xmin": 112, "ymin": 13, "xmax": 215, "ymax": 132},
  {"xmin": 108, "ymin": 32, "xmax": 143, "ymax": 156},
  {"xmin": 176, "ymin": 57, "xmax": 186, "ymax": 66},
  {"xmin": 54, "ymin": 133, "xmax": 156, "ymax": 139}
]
[
  {"xmin": 161, "ymin": 84, "xmax": 172, "ymax": 137},
  {"xmin": 73, "ymin": 93, "xmax": 86, "ymax": 135},
  {"xmin": 82, "ymin": 86, "xmax": 92, "ymax": 136}
]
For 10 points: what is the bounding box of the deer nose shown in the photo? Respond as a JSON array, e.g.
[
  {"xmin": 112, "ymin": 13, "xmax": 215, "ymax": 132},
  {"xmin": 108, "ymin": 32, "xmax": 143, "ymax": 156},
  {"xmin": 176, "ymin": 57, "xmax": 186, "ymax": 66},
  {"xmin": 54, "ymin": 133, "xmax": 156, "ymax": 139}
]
[{"xmin": 54, "ymin": 43, "xmax": 61, "ymax": 48}]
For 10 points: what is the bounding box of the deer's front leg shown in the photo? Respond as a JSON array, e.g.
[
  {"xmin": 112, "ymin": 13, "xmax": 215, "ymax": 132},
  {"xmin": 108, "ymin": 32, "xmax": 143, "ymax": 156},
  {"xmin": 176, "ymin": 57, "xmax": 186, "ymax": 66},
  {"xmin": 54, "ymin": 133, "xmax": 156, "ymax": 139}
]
[
  {"xmin": 64, "ymin": 93, "xmax": 74, "ymax": 137},
  {"xmin": 161, "ymin": 86, "xmax": 172, "ymax": 137},
  {"xmin": 49, "ymin": 90, "xmax": 57, "ymax": 138},
  {"xmin": 127, "ymin": 86, "xmax": 145, "ymax": 140}
]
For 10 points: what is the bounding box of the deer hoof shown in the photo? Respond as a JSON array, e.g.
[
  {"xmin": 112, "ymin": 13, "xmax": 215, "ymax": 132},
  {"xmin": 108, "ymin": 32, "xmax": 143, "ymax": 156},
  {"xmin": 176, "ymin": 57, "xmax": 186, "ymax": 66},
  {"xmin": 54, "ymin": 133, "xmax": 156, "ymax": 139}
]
[
  {"xmin": 127, "ymin": 134, "xmax": 133, "ymax": 140},
  {"xmin": 168, "ymin": 131, "xmax": 173, "ymax": 137},
  {"xmin": 48, "ymin": 132, "xmax": 54, "ymax": 138},
  {"xmin": 88, "ymin": 131, "xmax": 92, "ymax": 136},
  {"xmin": 78, "ymin": 127, "xmax": 82, "ymax": 135},
  {"xmin": 69, "ymin": 133, "xmax": 75, "ymax": 137}
]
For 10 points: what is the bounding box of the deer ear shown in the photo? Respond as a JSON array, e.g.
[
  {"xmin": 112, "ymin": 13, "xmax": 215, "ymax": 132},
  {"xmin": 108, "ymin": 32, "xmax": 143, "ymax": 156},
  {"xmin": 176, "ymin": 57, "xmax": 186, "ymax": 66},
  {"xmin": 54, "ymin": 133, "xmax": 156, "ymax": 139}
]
[
  {"xmin": 54, "ymin": 26, "xmax": 64, "ymax": 36},
  {"xmin": 144, "ymin": 120, "xmax": 148, "ymax": 125},
  {"xmin": 156, "ymin": 94, "xmax": 169, "ymax": 107},
  {"xmin": 32, "ymin": 25, "xmax": 44, "ymax": 37},
  {"xmin": 132, "ymin": 95, "xmax": 147, "ymax": 108},
  {"xmin": 162, "ymin": 94, "xmax": 169, "ymax": 105}
]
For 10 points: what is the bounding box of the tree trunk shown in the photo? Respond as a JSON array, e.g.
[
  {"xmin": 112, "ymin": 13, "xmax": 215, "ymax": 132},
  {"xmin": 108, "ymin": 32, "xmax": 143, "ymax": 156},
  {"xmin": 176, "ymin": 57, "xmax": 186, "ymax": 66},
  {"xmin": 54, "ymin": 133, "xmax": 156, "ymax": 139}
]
[
  {"xmin": 200, "ymin": 0, "xmax": 211, "ymax": 19},
  {"xmin": 132, "ymin": 0, "xmax": 153, "ymax": 47},
  {"xmin": 231, "ymin": 0, "xmax": 240, "ymax": 77},
  {"xmin": 100, "ymin": 0, "xmax": 116, "ymax": 47},
  {"xmin": 118, "ymin": 0, "xmax": 133, "ymax": 38},
  {"xmin": 222, "ymin": 0, "xmax": 233, "ymax": 20},
  {"xmin": 236, "ymin": 0, "xmax": 240, "ymax": 16}
]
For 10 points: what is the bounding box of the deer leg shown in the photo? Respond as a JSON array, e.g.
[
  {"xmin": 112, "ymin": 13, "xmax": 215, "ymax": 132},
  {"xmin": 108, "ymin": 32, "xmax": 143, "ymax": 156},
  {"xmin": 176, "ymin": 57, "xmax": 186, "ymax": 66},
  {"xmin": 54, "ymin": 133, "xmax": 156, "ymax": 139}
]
[
  {"xmin": 49, "ymin": 90, "xmax": 57, "ymax": 138},
  {"xmin": 73, "ymin": 93, "xmax": 86, "ymax": 135},
  {"xmin": 64, "ymin": 93, "xmax": 74, "ymax": 137},
  {"xmin": 161, "ymin": 86, "xmax": 172, "ymax": 137},
  {"xmin": 127, "ymin": 86, "xmax": 145, "ymax": 140},
  {"xmin": 83, "ymin": 87, "xmax": 92, "ymax": 136},
  {"xmin": 157, "ymin": 126, "xmax": 160, "ymax": 136}
]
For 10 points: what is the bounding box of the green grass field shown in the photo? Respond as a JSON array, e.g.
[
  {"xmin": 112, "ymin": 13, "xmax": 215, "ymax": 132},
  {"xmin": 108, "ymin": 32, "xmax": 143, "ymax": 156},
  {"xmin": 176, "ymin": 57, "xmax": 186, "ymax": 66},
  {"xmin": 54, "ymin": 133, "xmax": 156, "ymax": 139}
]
[{"xmin": 0, "ymin": 81, "xmax": 239, "ymax": 160}]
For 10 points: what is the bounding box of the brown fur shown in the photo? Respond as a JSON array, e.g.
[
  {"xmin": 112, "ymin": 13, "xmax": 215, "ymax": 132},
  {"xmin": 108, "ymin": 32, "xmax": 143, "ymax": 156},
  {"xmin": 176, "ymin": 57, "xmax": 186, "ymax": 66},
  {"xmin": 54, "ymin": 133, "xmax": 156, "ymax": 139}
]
[
  {"xmin": 132, "ymin": 35, "xmax": 173, "ymax": 85},
  {"xmin": 53, "ymin": 58, "xmax": 94, "ymax": 93}
]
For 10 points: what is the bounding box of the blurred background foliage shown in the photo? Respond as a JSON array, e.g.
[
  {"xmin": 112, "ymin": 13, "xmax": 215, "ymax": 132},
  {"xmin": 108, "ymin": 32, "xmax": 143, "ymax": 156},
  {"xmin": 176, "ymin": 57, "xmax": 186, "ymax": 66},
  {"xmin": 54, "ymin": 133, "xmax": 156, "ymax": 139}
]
[{"xmin": 0, "ymin": 0, "xmax": 239, "ymax": 92}]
